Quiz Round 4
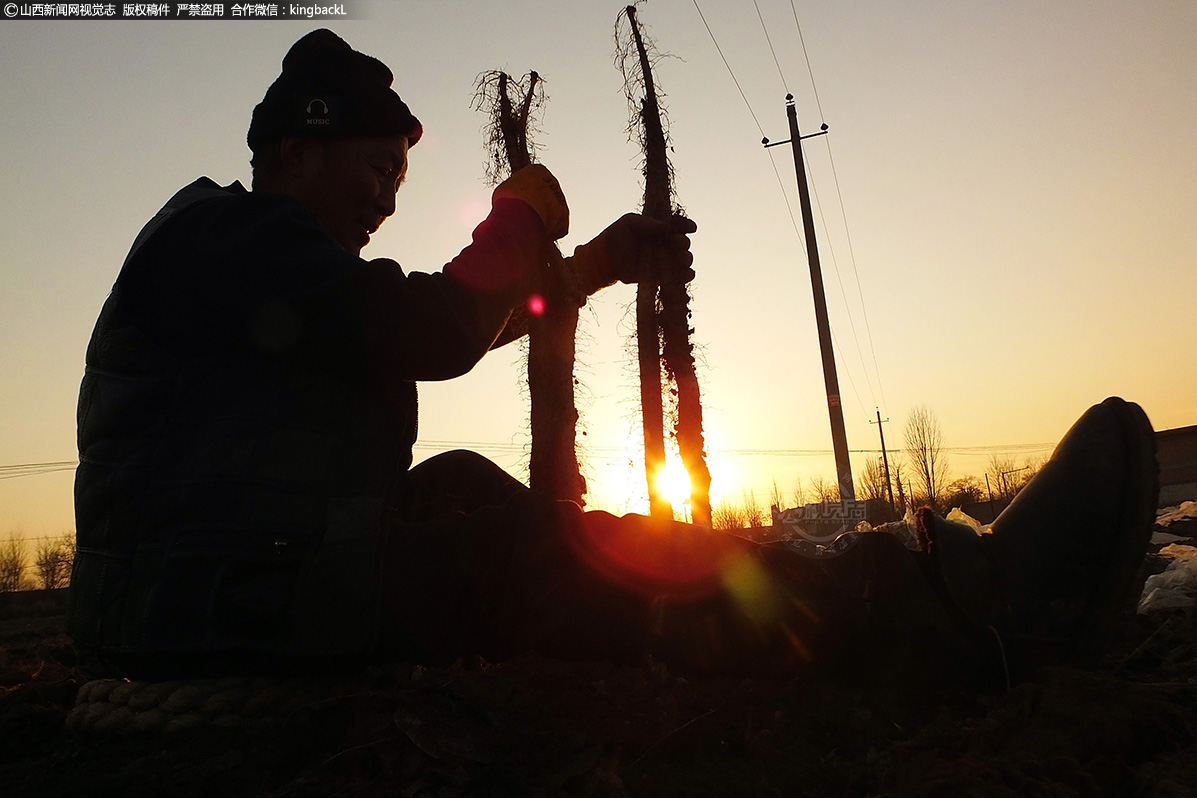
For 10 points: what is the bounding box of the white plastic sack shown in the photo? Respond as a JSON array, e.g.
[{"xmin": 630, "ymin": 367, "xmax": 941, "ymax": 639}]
[
  {"xmin": 1138, "ymin": 544, "xmax": 1197, "ymax": 614},
  {"xmin": 945, "ymin": 507, "xmax": 987, "ymax": 534}
]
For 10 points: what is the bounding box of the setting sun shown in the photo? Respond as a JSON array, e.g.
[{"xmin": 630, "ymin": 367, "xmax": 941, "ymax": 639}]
[{"xmin": 657, "ymin": 453, "xmax": 693, "ymax": 521}]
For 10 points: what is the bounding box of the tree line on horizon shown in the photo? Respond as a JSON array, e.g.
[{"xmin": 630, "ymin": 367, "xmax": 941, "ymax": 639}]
[
  {"xmin": 710, "ymin": 405, "xmax": 1044, "ymax": 530},
  {"xmin": 0, "ymin": 534, "xmax": 74, "ymax": 592}
]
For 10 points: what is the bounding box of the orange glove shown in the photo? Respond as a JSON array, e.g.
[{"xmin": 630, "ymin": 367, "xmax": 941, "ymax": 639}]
[{"xmin": 492, "ymin": 164, "xmax": 570, "ymax": 240}]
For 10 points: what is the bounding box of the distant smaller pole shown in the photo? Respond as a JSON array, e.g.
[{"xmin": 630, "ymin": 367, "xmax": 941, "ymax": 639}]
[
  {"xmin": 985, "ymin": 473, "xmax": 995, "ymax": 521},
  {"xmin": 870, "ymin": 410, "xmax": 895, "ymax": 509}
]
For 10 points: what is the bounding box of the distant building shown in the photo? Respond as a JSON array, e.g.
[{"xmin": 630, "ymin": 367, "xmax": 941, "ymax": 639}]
[{"xmin": 1157, "ymin": 424, "xmax": 1197, "ymax": 506}]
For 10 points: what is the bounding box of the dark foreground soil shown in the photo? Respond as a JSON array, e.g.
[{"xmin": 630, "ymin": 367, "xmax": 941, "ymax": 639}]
[{"xmin": 1, "ymin": 581, "xmax": 1194, "ymax": 797}]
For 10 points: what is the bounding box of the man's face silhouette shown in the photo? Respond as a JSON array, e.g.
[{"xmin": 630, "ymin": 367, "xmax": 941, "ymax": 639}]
[{"xmin": 284, "ymin": 135, "xmax": 410, "ymax": 256}]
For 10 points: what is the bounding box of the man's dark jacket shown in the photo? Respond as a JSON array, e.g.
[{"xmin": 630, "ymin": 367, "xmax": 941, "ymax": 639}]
[{"xmin": 70, "ymin": 177, "xmax": 542, "ymax": 672}]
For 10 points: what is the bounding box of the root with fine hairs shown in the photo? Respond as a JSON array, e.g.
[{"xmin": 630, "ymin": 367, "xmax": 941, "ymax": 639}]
[
  {"xmin": 616, "ymin": 3, "xmax": 712, "ymax": 526},
  {"xmin": 473, "ymin": 70, "xmax": 586, "ymax": 506}
]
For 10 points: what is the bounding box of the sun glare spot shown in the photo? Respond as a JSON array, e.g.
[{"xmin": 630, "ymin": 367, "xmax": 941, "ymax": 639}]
[
  {"xmin": 528, "ymin": 295, "xmax": 545, "ymax": 316},
  {"xmin": 657, "ymin": 454, "xmax": 692, "ymax": 520}
]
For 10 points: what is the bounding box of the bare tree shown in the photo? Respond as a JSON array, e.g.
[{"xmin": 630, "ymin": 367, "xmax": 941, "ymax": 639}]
[
  {"xmin": 986, "ymin": 452, "xmax": 1043, "ymax": 500},
  {"xmin": 858, "ymin": 456, "xmax": 890, "ymax": 502},
  {"xmin": 35, "ymin": 535, "xmax": 74, "ymax": 590},
  {"xmin": 792, "ymin": 476, "xmax": 806, "ymax": 508},
  {"xmin": 809, "ymin": 475, "xmax": 840, "ymax": 504},
  {"xmin": 769, "ymin": 478, "xmax": 785, "ymax": 513},
  {"xmin": 985, "ymin": 452, "xmax": 1018, "ymax": 500},
  {"xmin": 1021, "ymin": 455, "xmax": 1045, "ymax": 486},
  {"xmin": 741, "ymin": 490, "xmax": 768, "ymax": 528},
  {"xmin": 711, "ymin": 500, "xmax": 746, "ymax": 531},
  {"xmin": 904, "ymin": 405, "xmax": 948, "ymax": 512},
  {"xmin": 0, "ymin": 537, "xmax": 28, "ymax": 592}
]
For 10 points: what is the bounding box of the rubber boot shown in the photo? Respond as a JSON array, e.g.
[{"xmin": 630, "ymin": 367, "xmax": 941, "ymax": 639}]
[{"xmin": 918, "ymin": 397, "xmax": 1159, "ymax": 675}]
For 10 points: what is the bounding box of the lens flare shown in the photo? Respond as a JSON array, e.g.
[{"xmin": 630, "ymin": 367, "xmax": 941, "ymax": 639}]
[
  {"xmin": 720, "ymin": 551, "xmax": 781, "ymax": 625},
  {"xmin": 570, "ymin": 510, "xmax": 728, "ymax": 598},
  {"xmin": 528, "ymin": 295, "xmax": 545, "ymax": 315}
]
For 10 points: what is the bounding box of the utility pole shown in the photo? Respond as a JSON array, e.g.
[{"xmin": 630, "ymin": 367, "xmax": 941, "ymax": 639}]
[
  {"xmin": 1001, "ymin": 466, "xmax": 1030, "ymax": 500},
  {"xmin": 764, "ymin": 94, "xmax": 855, "ymax": 502},
  {"xmin": 869, "ymin": 409, "xmax": 895, "ymax": 508},
  {"xmin": 985, "ymin": 473, "xmax": 995, "ymax": 522}
]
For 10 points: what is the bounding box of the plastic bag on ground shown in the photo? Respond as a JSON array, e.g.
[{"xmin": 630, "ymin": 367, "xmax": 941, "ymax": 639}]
[
  {"xmin": 1139, "ymin": 544, "xmax": 1197, "ymax": 614},
  {"xmin": 945, "ymin": 507, "xmax": 988, "ymax": 534}
]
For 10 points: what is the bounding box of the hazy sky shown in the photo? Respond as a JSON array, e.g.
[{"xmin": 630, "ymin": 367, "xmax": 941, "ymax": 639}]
[{"xmin": 2, "ymin": 0, "xmax": 1195, "ymax": 537}]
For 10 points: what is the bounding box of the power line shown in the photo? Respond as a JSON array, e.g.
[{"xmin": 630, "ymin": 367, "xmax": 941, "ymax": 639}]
[
  {"xmin": 690, "ymin": 0, "xmax": 765, "ymax": 137},
  {"xmin": 737, "ymin": 0, "xmax": 884, "ymax": 419},
  {"xmin": 752, "ymin": 0, "xmax": 788, "ymax": 93},
  {"xmin": 744, "ymin": 0, "xmax": 879, "ymax": 418},
  {"xmin": 691, "ymin": 0, "xmax": 806, "ymax": 245},
  {"xmin": 786, "ymin": 31, "xmax": 882, "ymax": 416},
  {"xmin": 0, "ymin": 441, "xmax": 1056, "ymax": 485},
  {"xmin": 803, "ymin": 143, "xmax": 880, "ymax": 413},
  {"xmin": 821, "ymin": 135, "xmax": 889, "ymax": 413},
  {"xmin": 4, "ymin": 439, "xmax": 1057, "ymax": 466},
  {"xmin": 767, "ymin": 1, "xmax": 888, "ymax": 418},
  {"xmin": 716, "ymin": 444, "xmax": 1054, "ymax": 456},
  {"xmin": 0, "ymin": 533, "xmax": 74, "ymax": 543},
  {"xmin": 0, "ymin": 461, "xmax": 78, "ymax": 470},
  {"xmin": 829, "ymin": 327, "xmax": 869, "ymax": 421},
  {"xmin": 789, "ymin": 0, "xmax": 825, "ymax": 121},
  {"xmin": 418, "ymin": 441, "xmax": 1056, "ymax": 457},
  {"xmin": 0, "ymin": 461, "xmax": 78, "ymax": 480}
]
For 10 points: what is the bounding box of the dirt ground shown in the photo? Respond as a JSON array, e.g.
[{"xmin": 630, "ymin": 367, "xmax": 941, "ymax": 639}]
[{"xmin": 1, "ymin": 564, "xmax": 1194, "ymax": 797}]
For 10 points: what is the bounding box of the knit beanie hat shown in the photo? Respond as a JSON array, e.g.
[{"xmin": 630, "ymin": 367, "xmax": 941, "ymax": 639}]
[{"xmin": 247, "ymin": 29, "xmax": 422, "ymax": 155}]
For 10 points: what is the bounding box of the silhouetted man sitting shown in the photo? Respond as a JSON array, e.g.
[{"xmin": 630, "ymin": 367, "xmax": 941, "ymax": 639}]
[{"xmin": 69, "ymin": 30, "xmax": 1160, "ymax": 690}]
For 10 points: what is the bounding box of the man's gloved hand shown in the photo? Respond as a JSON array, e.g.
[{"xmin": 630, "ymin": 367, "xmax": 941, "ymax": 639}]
[
  {"xmin": 568, "ymin": 213, "xmax": 697, "ymax": 296},
  {"xmin": 492, "ymin": 164, "xmax": 570, "ymax": 240}
]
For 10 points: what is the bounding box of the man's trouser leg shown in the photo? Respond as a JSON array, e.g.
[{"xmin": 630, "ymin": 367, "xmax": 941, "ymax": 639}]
[{"xmin": 378, "ymin": 470, "xmax": 971, "ymax": 681}]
